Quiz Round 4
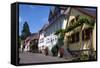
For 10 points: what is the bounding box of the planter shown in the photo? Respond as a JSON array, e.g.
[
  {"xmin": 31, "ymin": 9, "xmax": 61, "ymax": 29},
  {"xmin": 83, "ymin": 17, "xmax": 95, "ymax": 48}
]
[{"xmin": 58, "ymin": 48, "xmax": 64, "ymax": 58}]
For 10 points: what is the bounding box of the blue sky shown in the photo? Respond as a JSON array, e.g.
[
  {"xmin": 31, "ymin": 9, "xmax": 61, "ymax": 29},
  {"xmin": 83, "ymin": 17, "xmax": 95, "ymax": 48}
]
[
  {"xmin": 19, "ymin": 4, "xmax": 96, "ymax": 35},
  {"xmin": 19, "ymin": 4, "xmax": 51, "ymax": 35}
]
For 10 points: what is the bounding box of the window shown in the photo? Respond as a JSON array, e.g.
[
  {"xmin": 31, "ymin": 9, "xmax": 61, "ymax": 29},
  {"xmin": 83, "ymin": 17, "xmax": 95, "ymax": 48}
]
[
  {"xmin": 71, "ymin": 34, "xmax": 75, "ymax": 43},
  {"xmin": 40, "ymin": 38, "xmax": 44, "ymax": 43},
  {"xmin": 67, "ymin": 36, "xmax": 71, "ymax": 43},
  {"xmin": 55, "ymin": 38, "xmax": 57, "ymax": 40},
  {"xmin": 52, "ymin": 39, "xmax": 54, "ymax": 41},
  {"xmin": 82, "ymin": 30, "xmax": 84, "ymax": 41},
  {"xmin": 75, "ymin": 32, "xmax": 79, "ymax": 42},
  {"xmin": 82, "ymin": 28, "xmax": 92, "ymax": 41},
  {"xmin": 68, "ymin": 32, "xmax": 79, "ymax": 43}
]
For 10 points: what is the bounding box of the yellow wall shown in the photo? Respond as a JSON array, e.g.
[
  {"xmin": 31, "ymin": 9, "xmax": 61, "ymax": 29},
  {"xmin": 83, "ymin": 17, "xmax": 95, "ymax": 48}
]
[
  {"xmin": 67, "ymin": 35, "xmax": 92, "ymax": 51},
  {"xmin": 93, "ymin": 22, "xmax": 96, "ymax": 51},
  {"xmin": 64, "ymin": 8, "xmax": 96, "ymax": 51},
  {"xmin": 68, "ymin": 42, "xmax": 81, "ymax": 50}
]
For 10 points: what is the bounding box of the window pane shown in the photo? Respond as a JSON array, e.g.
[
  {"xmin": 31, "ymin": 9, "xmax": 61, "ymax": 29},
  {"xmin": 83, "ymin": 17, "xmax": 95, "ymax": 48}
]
[{"xmin": 75, "ymin": 32, "xmax": 79, "ymax": 42}]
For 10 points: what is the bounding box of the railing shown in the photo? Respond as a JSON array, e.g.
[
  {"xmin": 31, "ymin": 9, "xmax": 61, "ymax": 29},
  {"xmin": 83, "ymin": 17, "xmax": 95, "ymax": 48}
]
[{"xmin": 68, "ymin": 49, "xmax": 96, "ymax": 60}]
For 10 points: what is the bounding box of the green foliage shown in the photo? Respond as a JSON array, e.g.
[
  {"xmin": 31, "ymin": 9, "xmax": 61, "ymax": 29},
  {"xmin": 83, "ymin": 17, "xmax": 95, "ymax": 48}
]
[
  {"xmin": 78, "ymin": 16, "xmax": 90, "ymax": 24},
  {"xmin": 55, "ymin": 29, "xmax": 66, "ymax": 35},
  {"xmin": 29, "ymin": 42, "xmax": 33, "ymax": 52},
  {"xmin": 57, "ymin": 35, "xmax": 64, "ymax": 47},
  {"xmin": 51, "ymin": 45, "xmax": 59, "ymax": 56},
  {"xmin": 66, "ymin": 22, "xmax": 82, "ymax": 32},
  {"xmin": 80, "ymin": 54, "xmax": 89, "ymax": 61},
  {"xmin": 89, "ymin": 51, "xmax": 96, "ymax": 60},
  {"xmin": 79, "ymin": 51, "xmax": 96, "ymax": 61},
  {"xmin": 78, "ymin": 16, "xmax": 95, "ymax": 28},
  {"xmin": 72, "ymin": 53, "xmax": 89, "ymax": 61},
  {"xmin": 21, "ymin": 21, "xmax": 31, "ymax": 40},
  {"xmin": 55, "ymin": 29, "xmax": 66, "ymax": 48},
  {"xmin": 72, "ymin": 51, "xmax": 96, "ymax": 61},
  {"xmin": 29, "ymin": 40, "xmax": 38, "ymax": 52},
  {"xmin": 66, "ymin": 16, "xmax": 95, "ymax": 32}
]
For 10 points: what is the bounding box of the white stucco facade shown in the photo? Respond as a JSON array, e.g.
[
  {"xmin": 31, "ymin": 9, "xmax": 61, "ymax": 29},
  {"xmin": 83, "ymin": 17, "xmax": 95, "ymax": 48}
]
[{"xmin": 38, "ymin": 7, "xmax": 70, "ymax": 55}]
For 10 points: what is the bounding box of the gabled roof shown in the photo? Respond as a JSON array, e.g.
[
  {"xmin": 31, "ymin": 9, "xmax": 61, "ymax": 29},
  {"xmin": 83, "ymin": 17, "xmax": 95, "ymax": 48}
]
[
  {"xmin": 25, "ymin": 33, "xmax": 39, "ymax": 42},
  {"xmin": 39, "ymin": 23, "xmax": 49, "ymax": 33},
  {"xmin": 74, "ymin": 7, "xmax": 96, "ymax": 18},
  {"xmin": 40, "ymin": 7, "xmax": 96, "ymax": 34},
  {"xmin": 48, "ymin": 6, "xmax": 68, "ymax": 21}
]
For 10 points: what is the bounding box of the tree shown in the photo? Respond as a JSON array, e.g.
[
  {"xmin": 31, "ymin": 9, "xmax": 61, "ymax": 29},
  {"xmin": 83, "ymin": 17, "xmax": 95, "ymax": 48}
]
[
  {"xmin": 51, "ymin": 45, "xmax": 59, "ymax": 56},
  {"xmin": 21, "ymin": 21, "xmax": 31, "ymax": 40},
  {"xmin": 55, "ymin": 29, "xmax": 66, "ymax": 48},
  {"xmin": 54, "ymin": 29, "xmax": 66, "ymax": 57}
]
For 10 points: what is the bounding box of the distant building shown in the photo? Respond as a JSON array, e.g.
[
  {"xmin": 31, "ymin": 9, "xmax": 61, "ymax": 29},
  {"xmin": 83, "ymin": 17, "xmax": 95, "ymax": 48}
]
[
  {"xmin": 24, "ymin": 33, "xmax": 39, "ymax": 52},
  {"xmin": 38, "ymin": 25, "xmax": 47, "ymax": 53}
]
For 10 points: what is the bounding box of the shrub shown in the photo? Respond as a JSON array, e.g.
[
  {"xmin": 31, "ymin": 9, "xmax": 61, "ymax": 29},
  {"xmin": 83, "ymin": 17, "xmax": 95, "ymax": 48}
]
[
  {"xmin": 80, "ymin": 54, "xmax": 89, "ymax": 61},
  {"xmin": 89, "ymin": 51, "xmax": 96, "ymax": 60},
  {"xmin": 51, "ymin": 45, "xmax": 59, "ymax": 56}
]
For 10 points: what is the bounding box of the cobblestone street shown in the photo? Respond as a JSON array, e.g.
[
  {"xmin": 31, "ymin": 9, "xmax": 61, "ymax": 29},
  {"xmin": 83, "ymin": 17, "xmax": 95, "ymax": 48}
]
[{"xmin": 19, "ymin": 52, "xmax": 71, "ymax": 64}]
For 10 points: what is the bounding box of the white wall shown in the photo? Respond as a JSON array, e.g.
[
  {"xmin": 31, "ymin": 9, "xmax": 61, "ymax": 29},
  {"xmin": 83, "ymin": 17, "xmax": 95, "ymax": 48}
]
[
  {"xmin": 41, "ymin": 16, "xmax": 66, "ymax": 51},
  {"xmin": 45, "ymin": 15, "xmax": 67, "ymax": 36},
  {"xmin": 0, "ymin": 0, "xmax": 99, "ymax": 68},
  {"xmin": 62, "ymin": 16, "xmax": 68, "ymax": 29},
  {"xmin": 38, "ymin": 33, "xmax": 58, "ymax": 51}
]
